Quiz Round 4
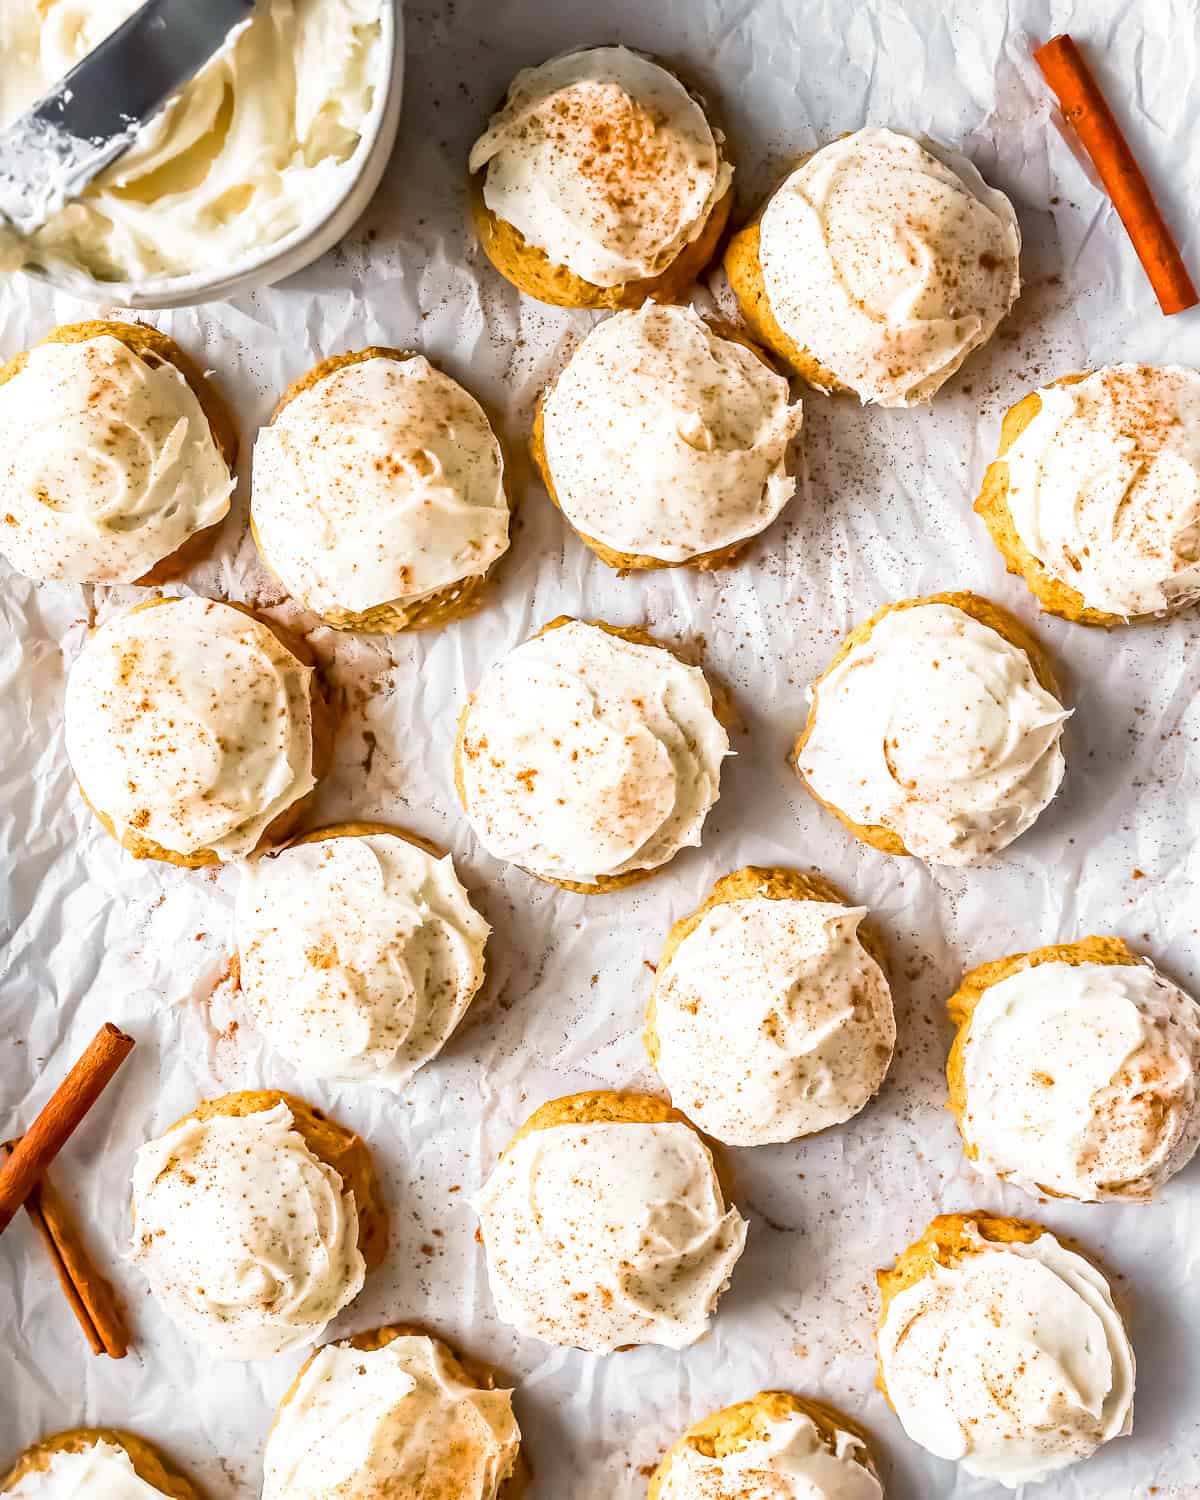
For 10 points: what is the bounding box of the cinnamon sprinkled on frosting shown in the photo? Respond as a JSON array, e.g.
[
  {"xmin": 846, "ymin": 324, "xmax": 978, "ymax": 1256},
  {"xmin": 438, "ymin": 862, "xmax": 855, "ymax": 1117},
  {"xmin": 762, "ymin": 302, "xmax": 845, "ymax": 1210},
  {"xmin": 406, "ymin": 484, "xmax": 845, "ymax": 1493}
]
[
  {"xmin": 799, "ymin": 603, "xmax": 1067, "ymax": 865},
  {"xmin": 469, "ymin": 47, "xmax": 731, "ymax": 286},
  {"xmin": 129, "ymin": 1101, "xmax": 364, "ymax": 1360},
  {"xmin": 878, "ymin": 1226, "xmax": 1134, "ymax": 1486},
  {"xmin": 541, "ymin": 303, "xmax": 802, "ymax": 561},
  {"xmin": 474, "ymin": 1118, "xmax": 747, "ymax": 1352},
  {"xmin": 959, "ymin": 957, "xmax": 1200, "ymax": 1200},
  {"xmin": 0, "ymin": 336, "xmax": 232, "ymax": 583},
  {"xmin": 64, "ymin": 598, "xmax": 315, "ymax": 860},
  {"xmin": 458, "ymin": 620, "xmax": 728, "ymax": 885},
  {"xmin": 1003, "ymin": 364, "xmax": 1200, "ymax": 617},
  {"xmin": 758, "ymin": 128, "xmax": 1020, "ymax": 406},
  {"xmin": 263, "ymin": 1336, "xmax": 520, "ymax": 1500}
]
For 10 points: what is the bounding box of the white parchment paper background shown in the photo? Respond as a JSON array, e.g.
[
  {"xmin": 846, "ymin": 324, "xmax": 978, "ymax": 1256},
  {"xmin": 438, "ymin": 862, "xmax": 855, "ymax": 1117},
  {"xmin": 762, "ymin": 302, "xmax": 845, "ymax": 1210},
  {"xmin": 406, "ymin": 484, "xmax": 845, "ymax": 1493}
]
[{"xmin": 2, "ymin": 1, "xmax": 1199, "ymax": 1496}]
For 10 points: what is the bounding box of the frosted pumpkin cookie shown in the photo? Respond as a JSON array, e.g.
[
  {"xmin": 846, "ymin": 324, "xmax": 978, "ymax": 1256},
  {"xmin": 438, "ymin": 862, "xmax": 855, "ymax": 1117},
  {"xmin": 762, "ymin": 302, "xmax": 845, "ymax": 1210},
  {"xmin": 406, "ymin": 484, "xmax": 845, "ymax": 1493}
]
[
  {"xmin": 64, "ymin": 596, "xmax": 327, "ymax": 867},
  {"xmin": 975, "ymin": 364, "xmax": 1200, "ymax": 624},
  {"xmin": 0, "ymin": 321, "xmax": 235, "ymax": 585},
  {"xmin": 793, "ymin": 592, "xmax": 1067, "ymax": 866},
  {"xmin": 455, "ymin": 618, "xmax": 729, "ymax": 892},
  {"xmin": 645, "ymin": 866, "xmax": 895, "ymax": 1146},
  {"xmin": 724, "ymin": 128, "xmax": 1020, "ymax": 405},
  {"xmin": 876, "ymin": 1213, "xmax": 1134, "ymax": 1488},
  {"xmin": 468, "ymin": 47, "xmax": 733, "ymax": 309},
  {"xmin": 263, "ymin": 1326, "xmax": 522, "ymax": 1500},
  {"xmin": 251, "ymin": 349, "xmax": 509, "ymax": 632},
  {"xmin": 648, "ymin": 1391, "xmax": 883, "ymax": 1499},
  {"xmin": 947, "ymin": 936, "xmax": 1200, "ymax": 1202},
  {"xmin": 473, "ymin": 1091, "xmax": 747, "ymax": 1353},
  {"xmin": 235, "ymin": 823, "xmax": 490, "ymax": 1088},
  {"xmin": 1, "ymin": 1431, "xmax": 200, "ymax": 1500},
  {"xmin": 130, "ymin": 1090, "xmax": 386, "ymax": 1360},
  {"xmin": 532, "ymin": 303, "xmax": 803, "ymax": 569}
]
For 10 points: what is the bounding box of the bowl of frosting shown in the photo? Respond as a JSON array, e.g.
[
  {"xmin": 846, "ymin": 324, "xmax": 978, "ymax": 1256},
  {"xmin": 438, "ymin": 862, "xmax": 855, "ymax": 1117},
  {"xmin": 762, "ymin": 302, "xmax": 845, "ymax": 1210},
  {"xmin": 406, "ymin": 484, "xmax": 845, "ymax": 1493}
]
[{"xmin": 0, "ymin": 0, "xmax": 403, "ymax": 308}]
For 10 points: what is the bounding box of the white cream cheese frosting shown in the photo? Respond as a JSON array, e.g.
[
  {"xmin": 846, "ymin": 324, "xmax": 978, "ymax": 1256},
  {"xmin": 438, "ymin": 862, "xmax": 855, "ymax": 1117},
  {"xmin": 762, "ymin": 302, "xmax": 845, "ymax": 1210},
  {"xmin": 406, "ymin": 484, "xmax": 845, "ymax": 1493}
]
[
  {"xmin": 263, "ymin": 1335, "xmax": 520, "ymax": 1500},
  {"xmin": 878, "ymin": 1226, "xmax": 1134, "ymax": 1487},
  {"xmin": 959, "ymin": 957, "xmax": 1200, "ymax": 1202},
  {"xmin": 469, "ymin": 46, "xmax": 732, "ymax": 286},
  {"xmin": 652, "ymin": 895, "xmax": 895, "ymax": 1146},
  {"xmin": 252, "ymin": 356, "xmax": 509, "ymax": 618},
  {"xmin": 236, "ymin": 832, "xmax": 490, "ymax": 1088},
  {"xmin": 64, "ymin": 597, "xmax": 316, "ymax": 860},
  {"xmin": 659, "ymin": 1413, "xmax": 883, "ymax": 1500},
  {"xmin": 458, "ymin": 620, "xmax": 728, "ymax": 885},
  {"xmin": 2, "ymin": 1443, "xmax": 172, "ymax": 1500},
  {"xmin": 0, "ymin": 336, "xmax": 233, "ymax": 584},
  {"xmin": 129, "ymin": 1100, "xmax": 365, "ymax": 1360},
  {"xmin": 1002, "ymin": 365, "xmax": 1200, "ymax": 617},
  {"xmin": 798, "ymin": 602, "xmax": 1067, "ymax": 866},
  {"xmin": 757, "ymin": 128, "xmax": 1020, "ymax": 406},
  {"xmin": 474, "ymin": 1118, "xmax": 747, "ymax": 1353},
  {"xmin": 0, "ymin": 0, "xmax": 384, "ymax": 284},
  {"xmin": 540, "ymin": 304, "xmax": 803, "ymax": 561}
]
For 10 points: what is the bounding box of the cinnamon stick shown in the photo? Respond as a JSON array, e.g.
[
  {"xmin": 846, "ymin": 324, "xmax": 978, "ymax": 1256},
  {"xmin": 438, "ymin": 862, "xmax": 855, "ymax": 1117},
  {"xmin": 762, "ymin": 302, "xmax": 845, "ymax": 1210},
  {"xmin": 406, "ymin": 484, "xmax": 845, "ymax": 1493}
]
[
  {"xmin": 0, "ymin": 1022, "xmax": 135, "ymax": 1235},
  {"xmin": 1035, "ymin": 33, "xmax": 1197, "ymax": 315},
  {"xmin": 2, "ymin": 1144, "xmax": 128, "ymax": 1356}
]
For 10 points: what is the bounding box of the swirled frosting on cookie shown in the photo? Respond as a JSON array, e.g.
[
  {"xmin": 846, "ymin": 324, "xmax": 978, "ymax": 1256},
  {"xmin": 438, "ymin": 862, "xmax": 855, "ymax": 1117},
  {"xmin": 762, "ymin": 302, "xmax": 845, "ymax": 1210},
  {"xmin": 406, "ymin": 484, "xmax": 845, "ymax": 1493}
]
[
  {"xmin": 474, "ymin": 1119, "xmax": 747, "ymax": 1352},
  {"xmin": 129, "ymin": 1101, "xmax": 364, "ymax": 1360},
  {"xmin": 2, "ymin": 1442, "xmax": 173, "ymax": 1500},
  {"xmin": 236, "ymin": 832, "xmax": 490, "ymax": 1087},
  {"xmin": 263, "ymin": 1336, "xmax": 520, "ymax": 1500},
  {"xmin": 658, "ymin": 1412, "xmax": 883, "ymax": 1500},
  {"xmin": 252, "ymin": 356, "xmax": 509, "ymax": 618},
  {"xmin": 758, "ymin": 128, "xmax": 1020, "ymax": 406},
  {"xmin": 798, "ymin": 602, "xmax": 1067, "ymax": 865},
  {"xmin": 458, "ymin": 620, "xmax": 728, "ymax": 885},
  {"xmin": 878, "ymin": 1226, "xmax": 1134, "ymax": 1487},
  {"xmin": 64, "ymin": 598, "xmax": 316, "ymax": 860},
  {"xmin": 540, "ymin": 304, "xmax": 802, "ymax": 561},
  {"xmin": 0, "ymin": 336, "xmax": 232, "ymax": 583},
  {"xmin": 1002, "ymin": 365, "xmax": 1200, "ymax": 617},
  {"xmin": 958, "ymin": 958, "xmax": 1200, "ymax": 1201},
  {"xmin": 653, "ymin": 895, "xmax": 894, "ymax": 1146},
  {"xmin": 469, "ymin": 47, "xmax": 732, "ymax": 286}
]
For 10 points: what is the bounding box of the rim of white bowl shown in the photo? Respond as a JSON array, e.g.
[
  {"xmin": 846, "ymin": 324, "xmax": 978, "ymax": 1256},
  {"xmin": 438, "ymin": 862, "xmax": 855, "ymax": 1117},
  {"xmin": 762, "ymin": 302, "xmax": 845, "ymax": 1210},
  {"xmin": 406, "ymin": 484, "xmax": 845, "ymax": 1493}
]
[{"xmin": 17, "ymin": 0, "xmax": 403, "ymax": 310}]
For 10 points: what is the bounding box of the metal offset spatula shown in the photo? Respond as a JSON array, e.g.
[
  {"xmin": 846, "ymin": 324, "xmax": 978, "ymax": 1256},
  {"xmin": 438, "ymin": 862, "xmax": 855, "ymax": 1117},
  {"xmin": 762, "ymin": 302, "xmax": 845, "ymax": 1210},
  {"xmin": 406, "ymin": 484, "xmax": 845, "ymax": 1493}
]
[{"xmin": 0, "ymin": 0, "xmax": 256, "ymax": 239}]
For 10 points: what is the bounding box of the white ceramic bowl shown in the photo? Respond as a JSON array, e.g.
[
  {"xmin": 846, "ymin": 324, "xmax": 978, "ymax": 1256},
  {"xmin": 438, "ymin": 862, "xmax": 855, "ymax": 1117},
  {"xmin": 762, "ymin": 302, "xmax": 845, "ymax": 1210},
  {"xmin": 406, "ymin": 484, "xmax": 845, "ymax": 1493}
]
[{"xmin": 20, "ymin": 0, "xmax": 404, "ymax": 310}]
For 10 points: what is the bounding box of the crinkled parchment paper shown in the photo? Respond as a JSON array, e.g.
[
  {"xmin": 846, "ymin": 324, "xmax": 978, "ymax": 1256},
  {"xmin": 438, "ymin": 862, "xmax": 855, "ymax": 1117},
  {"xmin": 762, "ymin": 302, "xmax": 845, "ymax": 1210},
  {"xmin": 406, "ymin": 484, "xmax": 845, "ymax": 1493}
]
[{"xmin": 2, "ymin": 1, "xmax": 1199, "ymax": 1496}]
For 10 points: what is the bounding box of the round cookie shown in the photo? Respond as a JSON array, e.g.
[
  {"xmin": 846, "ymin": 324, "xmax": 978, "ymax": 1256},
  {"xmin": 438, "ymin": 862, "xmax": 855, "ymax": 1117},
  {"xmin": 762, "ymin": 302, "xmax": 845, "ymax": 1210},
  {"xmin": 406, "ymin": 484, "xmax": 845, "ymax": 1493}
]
[
  {"xmin": 268, "ymin": 1324, "xmax": 525, "ymax": 1500},
  {"xmin": 468, "ymin": 48, "xmax": 733, "ymax": 310},
  {"xmin": 454, "ymin": 616, "xmax": 731, "ymax": 894},
  {"xmin": 947, "ymin": 935, "xmax": 1200, "ymax": 1202},
  {"xmin": 71, "ymin": 596, "xmax": 331, "ymax": 869},
  {"xmin": 476, "ymin": 1090, "xmax": 747, "ymax": 1353},
  {"xmin": 235, "ymin": 821, "xmax": 490, "ymax": 1087},
  {"xmin": 876, "ymin": 1212, "xmax": 1134, "ymax": 1487},
  {"xmin": 648, "ymin": 1391, "xmax": 881, "ymax": 1499},
  {"xmin": 169, "ymin": 1090, "xmax": 388, "ymax": 1272},
  {"xmin": 530, "ymin": 310, "xmax": 799, "ymax": 571},
  {"xmin": 251, "ymin": 348, "xmax": 510, "ymax": 632},
  {"xmin": 645, "ymin": 866, "xmax": 894, "ymax": 1145},
  {"xmin": 0, "ymin": 321, "xmax": 237, "ymax": 586},
  {"xmin": 792, "ymin": 591, "xmax": 1064, "ymax": 860},
  {"xmin": 2, "ymin": 1432, "xmax": 201, "ymax": 1500},
  {"xmin": 975, "ymin": 367, "xmax": 1200, "ymax": 627},
  {"xmin": 724, "ymin": 129, "xmax": 1020, "ymax": 405}
]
